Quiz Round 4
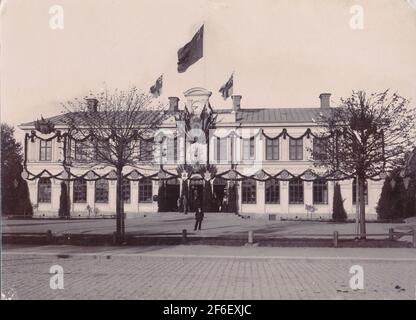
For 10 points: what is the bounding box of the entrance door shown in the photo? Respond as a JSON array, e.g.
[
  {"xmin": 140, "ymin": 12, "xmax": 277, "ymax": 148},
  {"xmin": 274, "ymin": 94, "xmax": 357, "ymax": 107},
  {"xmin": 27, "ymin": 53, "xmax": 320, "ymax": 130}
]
[
  {"xmin": 213, "ymin": 177, "xmax": 227, "ymax": 212},
  {"xmin": 189, "ymin": 179, "xmax": 204, "ymax": 212},
  {"xmin": 165, "ymin": 179, "xmax": 180, "ymax": 211}
]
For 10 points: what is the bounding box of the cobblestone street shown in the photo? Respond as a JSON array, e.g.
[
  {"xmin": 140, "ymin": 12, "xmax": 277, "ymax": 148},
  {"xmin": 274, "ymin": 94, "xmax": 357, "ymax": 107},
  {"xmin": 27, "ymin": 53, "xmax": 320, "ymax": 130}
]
[{"xmin": 2, "ymin": 246, "xmax": 416, "ymax": 300}]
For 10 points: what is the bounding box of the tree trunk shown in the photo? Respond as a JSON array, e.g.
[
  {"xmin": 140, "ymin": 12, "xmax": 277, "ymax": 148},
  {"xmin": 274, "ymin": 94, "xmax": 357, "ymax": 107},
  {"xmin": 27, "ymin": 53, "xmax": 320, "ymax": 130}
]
[
  {"xmin": 116, "ymin": 168, "xmax": 123, "ymax": 243},
  {"xmin": 358, "ymin": 176, "xmax": 366, "ymax": 239}
]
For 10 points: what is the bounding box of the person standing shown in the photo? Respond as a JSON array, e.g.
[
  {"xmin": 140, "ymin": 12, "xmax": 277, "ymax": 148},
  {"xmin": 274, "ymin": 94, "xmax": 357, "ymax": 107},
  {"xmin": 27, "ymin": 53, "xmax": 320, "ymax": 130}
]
[
  {"xmin": 182, "ymin": 195, "xmax": 188, "ymax": 215},
  {"xmin": 194, "ymin": 197, "xmax": 204, "ymax": 231}
]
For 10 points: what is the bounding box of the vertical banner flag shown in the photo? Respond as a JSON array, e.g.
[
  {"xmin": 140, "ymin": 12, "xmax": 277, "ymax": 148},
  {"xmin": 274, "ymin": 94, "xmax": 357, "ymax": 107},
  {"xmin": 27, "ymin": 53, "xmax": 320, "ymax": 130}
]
[
  {"xmin": 219, "ymin": 73, "xmax": 233, "ymax": 99},
  {"xmin": 150, "ymin": 75, "xmax": 163, "ymax": 97},
  {"xmin": 177, "ymin": 25, "xmax": 204, "ymax": 73}
]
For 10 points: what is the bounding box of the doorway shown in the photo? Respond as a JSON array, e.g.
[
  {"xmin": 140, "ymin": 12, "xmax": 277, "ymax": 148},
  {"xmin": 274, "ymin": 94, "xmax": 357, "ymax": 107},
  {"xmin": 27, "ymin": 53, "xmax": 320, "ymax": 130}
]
[
  {"xmin": 189, "ymin": 179, "xmax": 204, "ymax": 212},
  {"xmin": 165, "ymin": 178, "xmax": 180, "ymax": 211}
]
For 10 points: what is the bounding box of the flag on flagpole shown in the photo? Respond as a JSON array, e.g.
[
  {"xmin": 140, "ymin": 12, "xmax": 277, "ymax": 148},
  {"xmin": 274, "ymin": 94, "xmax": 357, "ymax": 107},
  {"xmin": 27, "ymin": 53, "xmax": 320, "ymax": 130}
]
[
  {"xmin": 219, "ymin": 73, "xmax": 233, "ymax": 100},
  {"xmin": 177, "ymin": 25, "xmax": 204, "ymax": 73},
  {"xmin": 150, "ymin": 75, "xmax": 163, "ymax": 97}
]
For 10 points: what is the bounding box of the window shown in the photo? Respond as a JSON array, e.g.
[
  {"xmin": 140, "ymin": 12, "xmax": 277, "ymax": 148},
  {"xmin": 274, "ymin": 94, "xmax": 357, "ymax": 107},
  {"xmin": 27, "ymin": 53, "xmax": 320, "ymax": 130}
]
[
  {"xmin": 289, "ymin": 178, "xmax": 304, "ymax": 204},
  {"xmin": 313, "ymin": 179, "xmax": 328, "ymax": 204},
  {"xmin": 352, "ymin": 180, "xmax": 368, "ymax": 205},
  {"xmin": 73, "ymin": 179, "xmax": 87, "ymax": 203},
  {"xmin": 215, "ymin": 137, "xmax": 227, "ymax": 162},
  {"xmin": 94, "ymin": 141, "xmax": 110, "ymax": 161},
  {"xmin": 140, "ymin": 139, "xmax": 154, "ymax": 161},
  {"xmin": 242, "ymin": 179, "xmax": 256, "ymax": 204},
  {"xmin": 38, "ymin": 178, "xmax": 52, "ymax": 203},
  {"xmin": 289, "ymin": 138, "xmax": 303, "ymax": 160},
  {"xmin": 166, "ymin": 137, "xmax": 178, "ymax": 163},
  {"xmin": 122, "ymin": 179, "xmax": 131, "ymax": 203},
  {"xmin": 95, "ymin": 179, "xmax": 109, "ymax": 203},
  {"xmin": 266, "ymin": 138, "xmax": 279, "ymax": 160},
  {"xmin": 74, "ymin": 141, "xmax": 90, "ymax": 161},
  {"xmin": 39, "ymin": 140, "xmax": 52, "ymax": 161},
  {"xmin": 139, "ymin": 179, "xmax": 153, "ymax": 203},
  {"xmin": 265, "ymin": 179, "xmax": 280, "ymax": 204},
  {"xmin": 313, "ymin": 138, "xmax": 327, "ymax": 161},
  {"xmin": 242, "ymin": 137, "xmax": 255, "ymax": 160}
]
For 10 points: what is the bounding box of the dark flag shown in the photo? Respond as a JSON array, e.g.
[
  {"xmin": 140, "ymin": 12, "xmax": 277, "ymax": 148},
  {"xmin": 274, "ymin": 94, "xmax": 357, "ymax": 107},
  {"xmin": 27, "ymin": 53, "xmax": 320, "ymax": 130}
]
[
  {"xmin": 150, "ymin": 75, "xmax": 163, "ymax": 97},
  {"xmin": 177, "ymin": 25, "xmax": 204, "ymax": 73},
  {"xmin": 219, "ymin": 73, "xmax": 233, "ymax": 99}
]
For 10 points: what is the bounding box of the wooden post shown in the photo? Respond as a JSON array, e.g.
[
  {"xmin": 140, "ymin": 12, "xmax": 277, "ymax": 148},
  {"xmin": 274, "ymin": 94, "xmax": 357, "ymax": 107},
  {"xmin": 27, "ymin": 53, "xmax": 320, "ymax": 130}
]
[
  {"xmin": 182, "ymin": 229, "xmax": 187, "ymax": 244},
  {"xmin": 389, "ymin": 228, "xmax": 394, "ymax": 241},
  {"xmin": 333, "ymin": 231, "xmax": 338, "ymax": 248},
  {"xmin": 248, "ymin": 230, "xmax": 253, "ymax": 244}
]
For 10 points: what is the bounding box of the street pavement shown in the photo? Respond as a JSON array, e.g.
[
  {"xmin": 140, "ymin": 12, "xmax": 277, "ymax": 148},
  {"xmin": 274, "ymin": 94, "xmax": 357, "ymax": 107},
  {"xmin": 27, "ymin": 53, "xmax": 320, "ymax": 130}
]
[{"xmin": 2, "ymin": 245, "xmax": 416, "ymax": 300}]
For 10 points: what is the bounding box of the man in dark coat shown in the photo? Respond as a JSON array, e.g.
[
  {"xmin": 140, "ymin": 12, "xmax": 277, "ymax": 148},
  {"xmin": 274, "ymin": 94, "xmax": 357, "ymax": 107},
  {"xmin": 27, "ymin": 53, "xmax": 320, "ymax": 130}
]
[{"xmin": 194, "ymin": 197, "xmax": 204, "ymax": 231}]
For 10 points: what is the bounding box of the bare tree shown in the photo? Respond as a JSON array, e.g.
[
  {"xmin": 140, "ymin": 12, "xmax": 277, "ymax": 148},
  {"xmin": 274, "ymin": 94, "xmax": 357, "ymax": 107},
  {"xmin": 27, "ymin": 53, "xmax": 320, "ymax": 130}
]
[
  {"xmin": 312, "ymin": 90, "xmax": 416, "ymax": 239},
  {"xmin": 62, "ymin": 87, "xmax": 167, "ymax": 243}
]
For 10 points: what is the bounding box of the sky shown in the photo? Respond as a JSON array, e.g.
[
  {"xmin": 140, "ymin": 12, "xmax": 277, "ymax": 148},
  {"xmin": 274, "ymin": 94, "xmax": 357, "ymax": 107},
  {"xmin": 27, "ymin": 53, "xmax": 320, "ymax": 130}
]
[{"xmin": 1, "ymin": 0, "xmax": 416, "ymax": 140}]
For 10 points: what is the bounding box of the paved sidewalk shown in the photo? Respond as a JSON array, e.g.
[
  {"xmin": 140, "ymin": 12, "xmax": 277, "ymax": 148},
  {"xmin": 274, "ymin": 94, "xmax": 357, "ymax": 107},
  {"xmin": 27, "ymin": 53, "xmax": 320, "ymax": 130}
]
[
  {"xmin": 2, "ymin": 245, "xmax": 416, "ymax": 300},
  {"xmin": 2, "ymin": 212, "xmax": 413, "ymax": 239}
]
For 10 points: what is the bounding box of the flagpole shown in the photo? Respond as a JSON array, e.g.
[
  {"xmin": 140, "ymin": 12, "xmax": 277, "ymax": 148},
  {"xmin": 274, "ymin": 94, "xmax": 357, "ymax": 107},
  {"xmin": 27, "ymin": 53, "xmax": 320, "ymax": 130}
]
[{"xmin": 203, "ymin": 22, "xmax": 207, "ymax": 88}]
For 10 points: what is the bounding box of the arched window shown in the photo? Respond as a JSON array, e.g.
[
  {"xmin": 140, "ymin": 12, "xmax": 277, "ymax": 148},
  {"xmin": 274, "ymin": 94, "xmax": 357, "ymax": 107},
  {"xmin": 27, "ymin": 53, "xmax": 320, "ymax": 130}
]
[
  {"xmin": 38, "ymin": 178, "xmax": 52, "ymax": 203},
  {"xmin": 242, "ymin": 179, "xmax": 256, "ymax": 204},
  {"xmin": 122, "ymin": 179, "xmax": 131, "ymax": 203},
  {"xmin": 139, "ymin": 179, "xmax": 153, "ymax": 203},
  {"xmin": 265, "ymin": 179, "xmax": 280, "ymax": 204},
  {"xmin": 73, "ymin": 179, "xmax": 87, "ymax": 203},
  {"xmin": 289, "ymin": 178, "xmax": 304, "ymax": 204},
  {"xmin": 352, "ymin": 180, "xmax": 368, "ymax": 205},
  {"xmin": 95, "ymin": 179, "xmax": 109, "ymax": 203},
  {"xmin": 313, "ymin": 179, "xmax": 328, "ymax": 204}
]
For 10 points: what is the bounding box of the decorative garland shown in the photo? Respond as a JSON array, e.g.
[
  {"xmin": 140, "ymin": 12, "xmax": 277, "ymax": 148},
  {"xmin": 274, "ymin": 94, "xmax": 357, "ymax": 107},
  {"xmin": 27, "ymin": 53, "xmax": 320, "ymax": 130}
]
[{"xmin": 23, "ymin": 128, "xmax": 384, "ymax": 182}]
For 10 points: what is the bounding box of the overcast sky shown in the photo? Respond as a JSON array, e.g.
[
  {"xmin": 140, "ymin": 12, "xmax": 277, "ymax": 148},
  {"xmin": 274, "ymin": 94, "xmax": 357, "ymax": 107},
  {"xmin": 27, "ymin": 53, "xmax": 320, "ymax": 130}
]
[{"xmin": 1, "ymin": 0, "xmax": 416, "ymax": 138}]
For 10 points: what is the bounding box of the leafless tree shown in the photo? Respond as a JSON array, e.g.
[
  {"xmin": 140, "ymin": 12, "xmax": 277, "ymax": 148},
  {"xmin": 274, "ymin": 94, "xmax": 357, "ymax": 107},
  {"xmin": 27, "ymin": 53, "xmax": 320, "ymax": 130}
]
[
  {"xmin": 62, "ymin": 87, "xmax": 167, "ymax": 243},
  {"xmin": 312, "ymin": 90, "xmax": 416, "ymax": 239}
]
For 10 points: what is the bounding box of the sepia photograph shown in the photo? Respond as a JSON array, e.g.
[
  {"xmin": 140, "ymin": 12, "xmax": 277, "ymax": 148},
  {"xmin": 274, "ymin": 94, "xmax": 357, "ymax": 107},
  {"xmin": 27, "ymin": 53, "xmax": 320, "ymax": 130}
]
[{"xmin": 1, "ymin": 0, "xmax": 416, "ymax": 307}]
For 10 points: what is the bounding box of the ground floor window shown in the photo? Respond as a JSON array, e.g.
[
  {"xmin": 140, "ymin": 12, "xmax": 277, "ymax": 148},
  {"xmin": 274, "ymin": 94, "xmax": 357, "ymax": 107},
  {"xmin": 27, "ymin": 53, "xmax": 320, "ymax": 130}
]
[
  {"xmin": 313, "ymin": 179, "xmax": 328, "ymax": 204},
  {"xmin": 139, "ymin": 179, "xmax": 153, "ymax": 203},
  {"xmin": 242, "ymin": 179, "xmax": 256, "ymax": 204},
  {"xmin": 38, "ymin": 178, "xmax": 52, "ymax": 203},
  {"xmin": 265, "ymin": 179, "xmax": 280, "ymax": 204},
  {"xmin": 73, "ymin": 179, "xmax": 87, "ymax": 203},
  {"xmin": 352, "ymin": 179, "xmax": 368, "ymax": 205},
  {"xmin": 289, "ymin": 178, "xmax": 304, "ymax": 204},
  {"xmin": 95, "ymin": 179, "xmax": 109, "ymax": 203},
  {"xmin": 122, "ymin": 179, "xmax": 131, "ymax": 203}
]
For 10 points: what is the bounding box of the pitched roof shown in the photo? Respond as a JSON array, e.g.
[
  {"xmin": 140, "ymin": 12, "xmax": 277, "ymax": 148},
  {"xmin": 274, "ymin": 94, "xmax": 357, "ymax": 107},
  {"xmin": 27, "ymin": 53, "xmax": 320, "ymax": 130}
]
[{"xmin": 20, "ymin": 107, "xmax": 332, "ymax": 127}]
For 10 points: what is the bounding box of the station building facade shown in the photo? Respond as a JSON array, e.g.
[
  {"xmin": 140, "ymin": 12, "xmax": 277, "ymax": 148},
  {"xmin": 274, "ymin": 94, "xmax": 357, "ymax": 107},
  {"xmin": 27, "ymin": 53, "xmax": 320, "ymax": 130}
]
[{"xmin": 19, "ymin": 87, "xmax": 383, "ymax": 219}]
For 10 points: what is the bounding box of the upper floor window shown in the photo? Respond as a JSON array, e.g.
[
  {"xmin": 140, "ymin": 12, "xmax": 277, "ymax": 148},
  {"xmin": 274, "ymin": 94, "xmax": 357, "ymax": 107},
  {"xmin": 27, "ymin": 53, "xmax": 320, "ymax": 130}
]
[
  {"xmin": 242, "ymin": 137, "xmax": 255, "ymax": 160},
  {"xmin": 289, "ymin": 178, "xmax": 304, "ymax": 204},
  {"xmin": 95, "ymin": 179, "xmax": 109, "ymax": 203},
  {"xmin": 265, "ymin": 138, "xmax": 279, "ymax": 160},
  {"xmin": 265, "ymin": 179, "xmax": 280, "ymax": 204},
  {"xmin": 352, "ymin": 179, "xmax": 368, "ymax": 205},
  {"xmin": 140, "ymin": 139, "xmax": 154, "ymax": 162},
  {"xmin": 74, "ymin": 141, "xmax": 90, "ymax": 161},
  {"xmin": 289, "ymin": 138, "xmax": 303, "ymax": 160},
  {"xmin": 39, "ymin": 140, "xmax": 52, "ymax": 161},
  {"xmin": 166, "ymin": 137, "xmax": 178, "ymax": 163},
  {"xmin": 73, "ymin": 179, "xmax": 87, "ymax": 203},
  {"xmin": 313, "ymin": 179, "xmax": 328, "ymax": 204},
  {"xmin": 215, "ymin": 137, "xmax": 227, "ymax": 162},
  {"xmin": 313, "ymin": 138, "xmax": 327, "ymax": 161},
  {"xmin": 38, "ymin": 178, "xmax": 52, "ymax": 203},
  {"xmin": 242, "ymin": 178, "xmax": 256, "ymax": 204}
]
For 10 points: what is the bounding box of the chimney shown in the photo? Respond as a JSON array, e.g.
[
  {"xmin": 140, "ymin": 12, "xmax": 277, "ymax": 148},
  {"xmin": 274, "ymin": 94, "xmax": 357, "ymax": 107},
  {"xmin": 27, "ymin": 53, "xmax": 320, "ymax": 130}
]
[
  {"xmin": 232, "ymin": 95, "xmax": 242, "ymax": 111},
  {"xmin": 168, "ymin": 97, "xmax": 179, "ymax": 112},
  {"xmin": 85, "ymin": 98, "xmax": 99, "ymax": 112},
  {"xmin": 319, "ymin": 93, "xmax": 331, "ymax": 108}
]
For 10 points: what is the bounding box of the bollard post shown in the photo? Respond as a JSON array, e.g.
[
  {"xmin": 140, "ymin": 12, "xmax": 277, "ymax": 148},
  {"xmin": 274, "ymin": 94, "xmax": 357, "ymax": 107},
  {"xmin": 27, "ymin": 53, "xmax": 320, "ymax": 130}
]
[
  {"xmin": 46, "ymin": 229, "xmax": 53, "ymax": 244},
  {"xmin": 248, "ymin": 230, "xmax": 253, "ymax": 245},
  {"xmin": 389, "ymin": 228, "xmax": 394, "ymax": 241},
  {"xmin": 182, "ymin": 229, "xmax": 187, "ymax": 244},
  {"xmin": 333, "ymin": 231, "xmax": 338, "ymax": 248}
]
